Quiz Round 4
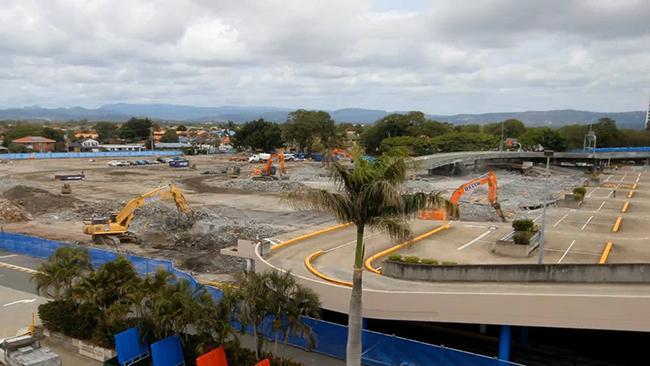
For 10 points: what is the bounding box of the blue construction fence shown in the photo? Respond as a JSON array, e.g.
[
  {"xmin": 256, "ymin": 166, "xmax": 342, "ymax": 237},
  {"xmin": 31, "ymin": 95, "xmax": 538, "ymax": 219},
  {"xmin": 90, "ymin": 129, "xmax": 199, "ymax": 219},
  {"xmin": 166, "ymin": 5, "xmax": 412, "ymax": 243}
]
[
  {"xmin": 0, "ymin": 231, "xmax": 520, "ymax": 366},
  {"xmin": 0, "ymin": 150, "xmax": 183, "ymax": 160},
  {"xmin": 594, "ymin": 147, "xmax": 650, "ymax": 153}
]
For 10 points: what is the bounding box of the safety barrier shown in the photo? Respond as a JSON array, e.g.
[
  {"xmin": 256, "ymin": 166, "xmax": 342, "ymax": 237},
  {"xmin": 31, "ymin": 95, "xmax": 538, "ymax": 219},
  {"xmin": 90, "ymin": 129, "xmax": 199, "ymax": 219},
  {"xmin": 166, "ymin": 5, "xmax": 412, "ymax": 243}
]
[
  {"xmin": 594, "ymin": 147, "xmax": 650, "ymax": 152},
  {"xmin": 0, "ymin": 231, "xmax": 521, "ymax": 366},
  {"xmin": 0, "ymin": 150, "xmax": 182, "ymax": 160}
]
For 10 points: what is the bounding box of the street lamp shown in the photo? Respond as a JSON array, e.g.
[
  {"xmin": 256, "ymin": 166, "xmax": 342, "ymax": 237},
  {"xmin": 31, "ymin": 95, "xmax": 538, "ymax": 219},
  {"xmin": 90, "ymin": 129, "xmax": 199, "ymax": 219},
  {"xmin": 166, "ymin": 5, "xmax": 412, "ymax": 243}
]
[{"xmin": 538, "ymin": 149, "xmax": 554, "ymax": 264}]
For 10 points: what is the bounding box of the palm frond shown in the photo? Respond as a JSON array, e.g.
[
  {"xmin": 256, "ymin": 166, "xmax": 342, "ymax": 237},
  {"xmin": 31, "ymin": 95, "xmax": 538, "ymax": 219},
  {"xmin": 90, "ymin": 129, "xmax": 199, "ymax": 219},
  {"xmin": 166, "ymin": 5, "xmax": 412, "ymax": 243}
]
[
  {"xmin": 362, "ymin": 180, "xmax": 403, "ymax": 211},
  {"xmin": 285, "ymin": 189, "xmax": 354, "ymax": 222},
  {"xmin": 402, "ymin": 191, "xmax": 451, "ymax": 217},
  {"xmin": 366, "ymin": 216, "xmax": 411, "ymax": 241}
]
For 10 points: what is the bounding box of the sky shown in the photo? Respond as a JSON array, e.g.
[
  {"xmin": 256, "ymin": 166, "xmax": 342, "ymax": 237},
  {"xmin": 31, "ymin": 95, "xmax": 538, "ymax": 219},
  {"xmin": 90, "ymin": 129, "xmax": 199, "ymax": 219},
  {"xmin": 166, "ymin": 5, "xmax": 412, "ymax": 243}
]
[{"xmin": 1, "ymin": 0, "xmax": 650, "ymax": 114}]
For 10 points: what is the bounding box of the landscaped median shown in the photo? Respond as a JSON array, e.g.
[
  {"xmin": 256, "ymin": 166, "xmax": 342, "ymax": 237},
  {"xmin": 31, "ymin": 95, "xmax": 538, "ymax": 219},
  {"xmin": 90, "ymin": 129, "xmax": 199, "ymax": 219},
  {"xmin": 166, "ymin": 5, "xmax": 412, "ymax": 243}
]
[{"xmin": 364, "ymin": 224, "xmax": 451, "ymax": 275}]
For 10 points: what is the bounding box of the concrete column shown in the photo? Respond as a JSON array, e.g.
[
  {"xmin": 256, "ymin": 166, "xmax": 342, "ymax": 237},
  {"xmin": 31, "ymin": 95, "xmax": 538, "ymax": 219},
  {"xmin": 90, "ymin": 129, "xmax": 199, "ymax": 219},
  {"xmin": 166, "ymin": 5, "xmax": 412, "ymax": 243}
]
[
  {"xmin": 498, "ymin": 325, "xmax": 511, "ymax": 361},
  {"xmin": 518, "ymin": 326, "xmax": 529, "ymax": 346}
]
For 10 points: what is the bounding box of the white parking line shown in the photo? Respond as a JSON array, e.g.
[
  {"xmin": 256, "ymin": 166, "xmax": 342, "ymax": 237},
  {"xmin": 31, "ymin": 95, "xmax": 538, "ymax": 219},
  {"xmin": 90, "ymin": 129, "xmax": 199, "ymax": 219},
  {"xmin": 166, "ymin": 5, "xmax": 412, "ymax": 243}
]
[
  {"xmin": 604, "ymin": 175, "xmax": 612, "ymax": 182},
  {"xmin": 0, "ymin": 254, "xmax": 17, "ymax": 259},
  {"xmin": 557, "ymin": 239, "xmax": 577, "ymax": 263},
  {"xmin": 586, "ymin": 187, "xmax": 599, "ymax": 198},
  {"xmin": 457, "ymin": 229, "xmax": 494, "ymax": 250},
  {"xmin": 3, "ymin": 299, "xmax": 36, "ymax": 307},
  {"xmin": 553, "ymin": 213, "xmax": 570, "ymax": 227},
  {"xmin": 596, "ymin": 201, "xmax": 606, "ymax": 212},
  {"xmin": 581, "ymin": 215, "xmax": 594, "ymax": 231},
  {"xmin": 619, "ymin": 174, "xmax": 627, "ymax": 183},
  {"xmin": 533, "ymin": 214, "xmax": 543, "ymax": 223},
  {"xmin": 325, "ymin": 231, "xmax": 384, "ymax": 253}
]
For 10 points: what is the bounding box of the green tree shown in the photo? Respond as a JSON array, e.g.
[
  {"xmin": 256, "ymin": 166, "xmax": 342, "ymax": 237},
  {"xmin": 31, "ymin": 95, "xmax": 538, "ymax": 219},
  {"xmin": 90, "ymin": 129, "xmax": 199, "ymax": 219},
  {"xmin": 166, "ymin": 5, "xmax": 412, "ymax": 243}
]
[
  {"xmin": 380, "ymin": 136, "xmax": 434, "ymax": 156},
  {"xmin": 283, "ymin": 110, "xmax": 337, "ymax": 154},
  {"xmin": 483, "ymin": 119, "xmax": 526, "ymax": 138},
  {"xmin": 8, "ymin": 142, "xmax": 29, "ymax": 153},
  {"xmin": 360, "ymin": 112, "xmax": 425, "ymax": 153},
  {"xmin": 592, "ymin": 117, "xmax": 622, "ymax": 147},
  {"xmin": 160, "ymin": 129, "xmax": 179, "ymax": 143},
  {"xmin": 557, "ymin": 124, "xmax": 589, "ymax": 150},
  {"xmin": 455, "ymin": 124, "xmax": 482, "ymax": 133},
  {"xmin": 176, "ymin": 124, "xmax": 187, "ymax": 131},
  {"xmin": 42, "ymin": 127, "xmax": 65, "ymax": 142},
  {"xmin": 429, "ymin": 132, "xmax": 498, "ymax": 152},
  {"xmin": 407, "ymin": 120, "xmax": 453, "ymax": 137},
  {"xmin": 287, "ymin": 151, "xmax": 448, "ymax": 365},
  {"xmin": 232, "ymin": 119, "xmax": 284, "ymax": 152},
  {"xmin": 119, "ymin": 117, "xmax": 153, "ymax": 141},
  {"xmin": 95, "ymin": 122, "xmax": 118, "ymax": 142},
  {"xmin": 32, "ymin": 247, "xmax": 93, "ymax": 301},
  {"xmin": 519, "ymin": 127, "xmax": 567, "ymax": 151}
]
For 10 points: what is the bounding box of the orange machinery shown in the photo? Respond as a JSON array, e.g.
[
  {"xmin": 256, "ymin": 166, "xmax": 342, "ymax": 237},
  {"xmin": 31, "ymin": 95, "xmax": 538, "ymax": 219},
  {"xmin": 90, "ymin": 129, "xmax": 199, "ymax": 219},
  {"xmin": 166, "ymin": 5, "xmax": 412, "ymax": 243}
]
[
  {"xmin": 419, "ymin": 171, "xmax": 506, "ymax": 222},
  {"xmin": 252, "ymin": 152, "xmax": 286, "ymax": 180}
]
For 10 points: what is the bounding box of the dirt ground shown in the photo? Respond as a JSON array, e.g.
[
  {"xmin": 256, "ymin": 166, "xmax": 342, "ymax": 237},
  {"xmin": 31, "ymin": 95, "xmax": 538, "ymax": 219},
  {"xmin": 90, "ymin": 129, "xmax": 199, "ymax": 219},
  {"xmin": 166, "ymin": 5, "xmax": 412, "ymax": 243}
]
[
  {"xmin": 0, "ymin": 154, "xmax": 590, "ymax": 276},
  {"xmin": 0, "ymin": 155, "xmax": 331, "ymax": 274}
]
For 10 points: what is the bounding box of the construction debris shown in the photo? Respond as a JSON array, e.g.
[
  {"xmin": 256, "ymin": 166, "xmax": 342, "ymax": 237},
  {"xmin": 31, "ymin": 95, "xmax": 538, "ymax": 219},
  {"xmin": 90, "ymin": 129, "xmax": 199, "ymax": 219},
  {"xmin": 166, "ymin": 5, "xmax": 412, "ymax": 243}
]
[
  {"xmin": 2, "ymin": 185, "xmax": 77, "ymax": 215},
  {"xmin": 0, "ymin": 199, "xmax": 32, "ymax": 223},
  {"xmin": 213, "ymin": 179, "xmax": 307, "ymax": 193}
]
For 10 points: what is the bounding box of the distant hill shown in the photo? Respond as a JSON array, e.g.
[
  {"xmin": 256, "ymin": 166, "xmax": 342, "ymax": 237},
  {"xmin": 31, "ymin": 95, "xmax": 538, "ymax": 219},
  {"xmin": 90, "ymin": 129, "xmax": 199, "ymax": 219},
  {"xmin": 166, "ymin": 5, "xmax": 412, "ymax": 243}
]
[{"xmin": 0, "ymin": 104, "xmax": 645, "ymax": 129}]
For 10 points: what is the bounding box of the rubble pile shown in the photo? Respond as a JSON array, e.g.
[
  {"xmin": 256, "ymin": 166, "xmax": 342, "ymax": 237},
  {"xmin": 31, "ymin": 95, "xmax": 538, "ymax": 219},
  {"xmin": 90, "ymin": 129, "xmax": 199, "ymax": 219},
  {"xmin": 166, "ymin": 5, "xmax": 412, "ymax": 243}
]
[
  {"xmin": 2, "ymin": 185, "xmax": 77, "ymax": 214},
  {"xmin": 214, "ymin": 179, "xmax": 307, "ymax": 193},
  {"xmin": 0, "ymin": 199, "xmax": 32, "ymax": 223}
]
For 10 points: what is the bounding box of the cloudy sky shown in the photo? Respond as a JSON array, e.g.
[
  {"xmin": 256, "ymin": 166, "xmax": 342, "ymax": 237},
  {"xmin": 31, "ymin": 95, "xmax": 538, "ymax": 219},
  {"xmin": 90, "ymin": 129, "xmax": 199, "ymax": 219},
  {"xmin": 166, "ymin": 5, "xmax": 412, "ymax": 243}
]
[{"xmin": 1, "ymin": 0, "xmax": 649, "ymax": 114}]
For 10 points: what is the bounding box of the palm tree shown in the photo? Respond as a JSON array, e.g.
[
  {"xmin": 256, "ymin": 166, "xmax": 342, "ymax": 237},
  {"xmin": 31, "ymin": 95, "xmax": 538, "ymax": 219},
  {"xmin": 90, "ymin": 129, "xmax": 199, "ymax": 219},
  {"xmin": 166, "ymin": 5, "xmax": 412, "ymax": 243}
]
[
  {"xmin": 32, "ymin": 246, "xmax": 93, "ymax": 301},
  {"xmin": 281, "ymin": 283, "xmax": 320, "ymax": 359},
  {"xmin": 234, "ymin": 271, "xmax": 270, "ymax": 359},
  {"xmin": 287, "ymin": 151, "xmax": 449, "ymax": 365}
]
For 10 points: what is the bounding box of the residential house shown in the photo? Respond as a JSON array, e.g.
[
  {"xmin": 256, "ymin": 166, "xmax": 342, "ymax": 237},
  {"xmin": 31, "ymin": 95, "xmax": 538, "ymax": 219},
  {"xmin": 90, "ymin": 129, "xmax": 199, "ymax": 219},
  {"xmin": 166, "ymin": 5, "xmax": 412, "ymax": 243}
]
[
  {"xmin": 68, "ymin": 138, "xmax": 100, "ymax": 152},
  {"xmin": 12, "ymin": 136, "xmax": 56, "ymax": 152},
  {"xmin": 100, "ymin": 144, "xmax": 144, "ymax": 152},
  {"xmin": 75, "ymin": 131, "xmax": 99, "ymax": 140}
]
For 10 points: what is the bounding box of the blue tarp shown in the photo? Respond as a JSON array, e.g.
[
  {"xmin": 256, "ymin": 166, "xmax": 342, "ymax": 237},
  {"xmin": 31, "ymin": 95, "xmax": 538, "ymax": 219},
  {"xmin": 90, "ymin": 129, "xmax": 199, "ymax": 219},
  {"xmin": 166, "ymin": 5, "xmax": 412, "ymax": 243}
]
[
  {"xmin": 115, "ymin": 328, "xmax": 149, "ymax": 366},
  {"xmin": 0, "ymin": 150, "xmax": 182, "ymax": 160},
  {"xmin": 0, "ymin": 231, "xmax": 522, "ymax": 366},
  {"xmin": 594, "ymin": 147, "xmax": 650, "ymax": 153},
  {"xmin": 151, "ymin": 335, "xmax": 185, "ymax": 366}
]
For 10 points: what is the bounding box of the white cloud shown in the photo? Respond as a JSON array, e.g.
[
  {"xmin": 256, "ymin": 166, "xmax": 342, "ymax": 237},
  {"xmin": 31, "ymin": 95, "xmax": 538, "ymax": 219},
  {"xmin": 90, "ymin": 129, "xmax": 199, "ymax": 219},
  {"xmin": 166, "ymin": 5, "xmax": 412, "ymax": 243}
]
[{"xmin": 0, "ymin": 0, "xmax": 649, "ymax": 113}]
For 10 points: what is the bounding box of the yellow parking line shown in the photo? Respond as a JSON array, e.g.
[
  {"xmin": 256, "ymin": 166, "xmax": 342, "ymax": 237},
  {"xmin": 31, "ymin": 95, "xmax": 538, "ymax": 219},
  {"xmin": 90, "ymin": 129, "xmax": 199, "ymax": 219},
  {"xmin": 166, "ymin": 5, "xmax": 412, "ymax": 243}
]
[
  {"xmin": 599, "ymin": 242, "xmax": 613, "ymax": 264},
  {"xmin": 621, "ymin": 201, "xmax": 629, "ymax": 213},
  {"xmin": 304, "ymin": 250, "xmax": 352, "ymax": 287},
  {"xmin": 612, "ymin": 216, "xmax": 622, "ymax": 232},
  {"xmin": 628, "ymin": 190, "xmax": 635, "ymax": 198},
  {"xmin": 271, "ymin": 222, "xmax": 352, "ymax": 252},
  {"xmin": 364, "ymin": 224, "xmax": 451, "ymax": 275},
  {"xmin": 0, "ymin": 261, "xmax": 37, "ymax": 274}
]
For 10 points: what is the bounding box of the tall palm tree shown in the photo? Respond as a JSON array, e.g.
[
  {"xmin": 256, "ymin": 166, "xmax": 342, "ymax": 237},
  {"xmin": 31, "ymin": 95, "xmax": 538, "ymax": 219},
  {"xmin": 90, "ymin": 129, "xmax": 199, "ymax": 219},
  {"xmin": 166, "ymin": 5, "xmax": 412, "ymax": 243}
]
[
  {"xmin": 287, "ymin": 151, "xmax": 449, "ymax": 365},
  {"xmin": 32, "ymin": 246, "xmax": 93, "ymax": 300}
]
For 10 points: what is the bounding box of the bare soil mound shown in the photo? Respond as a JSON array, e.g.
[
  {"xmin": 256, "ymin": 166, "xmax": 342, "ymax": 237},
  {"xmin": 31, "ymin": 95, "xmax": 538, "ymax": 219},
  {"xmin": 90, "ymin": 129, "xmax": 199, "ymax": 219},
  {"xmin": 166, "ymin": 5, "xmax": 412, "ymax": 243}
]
[{"xmin": 2, "ymin": 185, "xmax": 77, "ymax": 214}]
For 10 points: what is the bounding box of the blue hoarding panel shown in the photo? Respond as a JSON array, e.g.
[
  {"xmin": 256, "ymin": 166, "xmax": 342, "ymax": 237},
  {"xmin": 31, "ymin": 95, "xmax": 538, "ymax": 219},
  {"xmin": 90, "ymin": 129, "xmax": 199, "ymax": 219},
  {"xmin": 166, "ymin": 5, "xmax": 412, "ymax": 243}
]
[
  {"xmin": 115, "ymin": 327, "xmax": 149, "ymax": 366},
  {"xmin": 151, "ymin": 335, "xmax": 185, "ymax": 366}
]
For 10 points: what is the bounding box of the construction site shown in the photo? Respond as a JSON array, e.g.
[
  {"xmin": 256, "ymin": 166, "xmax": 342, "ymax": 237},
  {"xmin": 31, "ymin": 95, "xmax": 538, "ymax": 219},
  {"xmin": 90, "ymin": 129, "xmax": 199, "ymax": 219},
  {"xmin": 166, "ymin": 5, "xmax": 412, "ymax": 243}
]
[
  {"xmin": 0, "ymin": 153, "xmax": 592, "ymax": 276},
  {"xmin": 2, "ymin": 149, "xmax": 650, "ymax": 365}
]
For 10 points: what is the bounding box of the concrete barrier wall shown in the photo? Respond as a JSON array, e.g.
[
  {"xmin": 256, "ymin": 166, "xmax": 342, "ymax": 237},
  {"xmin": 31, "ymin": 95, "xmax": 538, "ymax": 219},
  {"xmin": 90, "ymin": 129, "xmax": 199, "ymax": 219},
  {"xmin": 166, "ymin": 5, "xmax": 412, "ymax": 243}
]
[{"xmin": 383, "ymin": 261, "xmax": 650, "ymax": 283}]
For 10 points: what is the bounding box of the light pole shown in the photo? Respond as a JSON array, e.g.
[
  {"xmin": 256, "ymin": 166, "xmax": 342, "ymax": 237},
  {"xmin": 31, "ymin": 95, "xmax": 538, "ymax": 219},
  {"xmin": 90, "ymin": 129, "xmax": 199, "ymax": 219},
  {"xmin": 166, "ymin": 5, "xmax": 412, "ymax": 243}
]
[
  {"xmin": 538, "ymin": 150, "xmax": 554, "ymax": 264},
  {"xmin": 499, "ymin": 121, "xmax": 505, "ymax": 154}
]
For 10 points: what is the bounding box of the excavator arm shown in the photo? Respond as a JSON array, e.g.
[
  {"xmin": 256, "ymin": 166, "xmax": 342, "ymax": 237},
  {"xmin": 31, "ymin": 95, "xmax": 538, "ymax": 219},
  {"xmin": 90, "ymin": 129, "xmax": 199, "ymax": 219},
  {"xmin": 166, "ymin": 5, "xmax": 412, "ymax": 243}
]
[
  {"xmin": 83, "ymin": 184, "xmax": 194, "ymax": 244},
  {"xmin": 420, "ymin": 171, "xmax": 506, "ymax": 222}
]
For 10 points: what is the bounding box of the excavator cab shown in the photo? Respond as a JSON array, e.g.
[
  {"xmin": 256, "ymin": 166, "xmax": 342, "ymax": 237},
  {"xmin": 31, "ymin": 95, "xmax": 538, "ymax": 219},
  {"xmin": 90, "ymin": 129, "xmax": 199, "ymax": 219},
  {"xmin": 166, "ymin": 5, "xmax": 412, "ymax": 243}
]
[{"xmin": 252, "ymin": 152, "xmax": 287, "ymax": 181}]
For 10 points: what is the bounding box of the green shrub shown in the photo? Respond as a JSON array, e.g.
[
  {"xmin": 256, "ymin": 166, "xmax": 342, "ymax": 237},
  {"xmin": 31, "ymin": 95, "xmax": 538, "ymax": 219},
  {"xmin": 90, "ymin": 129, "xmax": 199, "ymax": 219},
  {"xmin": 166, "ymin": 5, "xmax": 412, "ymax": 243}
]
[
  {"xmin": 420, "ymin": 258, "xmax": 438, "ymax": 265},
  {"xmin": 572, "ymin": 186, "xmax": 586, "ymax": 201},
  {"xmin": 403, "ymin": 256, "xmax": 420, "ymax": 264},
  {"xmin": 225, "ymin": 342, "xmax": 305, "ymax": 366},
  {"xmin": 512, "ymin": 231, "xmax": 531, "ymax": 245},
  {"xmin": 38, "ymin": 300, "xmax": 97, "ymax": 340},
  {"xmin": 573, "ymin": 186, "xmax": 587, "ymax": 196},
  {"xmin": 388, "ymin": 254, "xmax": 402, "ymax": 262},
  {"xmin": 512, "ymin": 219, "xmax": 534, "ymax": 232},
  {"xmin": 441, "ymin": 261, "xmax": 458, "ymax": 266}
]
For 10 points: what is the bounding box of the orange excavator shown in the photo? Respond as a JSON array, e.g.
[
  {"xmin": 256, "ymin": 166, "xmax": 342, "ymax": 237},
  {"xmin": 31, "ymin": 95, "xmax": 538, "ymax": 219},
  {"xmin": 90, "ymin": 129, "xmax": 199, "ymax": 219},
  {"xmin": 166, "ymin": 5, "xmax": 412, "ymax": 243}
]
[
  {"xmin": 419, "ymin": 171, "xmax": 506, "ymax": 222},
  {"xmin": 252, "ymin": 152, "xmax": 287, "ymax": 180}
]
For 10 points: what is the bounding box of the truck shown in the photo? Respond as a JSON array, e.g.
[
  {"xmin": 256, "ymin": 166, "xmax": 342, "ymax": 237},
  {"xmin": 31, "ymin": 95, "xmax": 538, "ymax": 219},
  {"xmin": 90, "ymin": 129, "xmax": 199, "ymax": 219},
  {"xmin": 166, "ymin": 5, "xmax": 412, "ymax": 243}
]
[
  {"xmin": 248, "ymin": 153, "xmax": 271, "ymax": 163},
  {"xmin": 0, "ymin": 334, "xmax": 61, "ymax": 366},
  {"xmin": 169, "ymin": 159, "xmax": 189, "ymax": 168}
]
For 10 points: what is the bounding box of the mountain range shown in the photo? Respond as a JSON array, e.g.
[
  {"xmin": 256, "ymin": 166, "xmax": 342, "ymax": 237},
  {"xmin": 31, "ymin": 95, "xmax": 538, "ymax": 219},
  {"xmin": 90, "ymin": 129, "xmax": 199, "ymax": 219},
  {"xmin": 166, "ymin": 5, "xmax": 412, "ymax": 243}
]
[{"xmin": 0, "ymin": 103, "xmax": 646, "ymax": 129}]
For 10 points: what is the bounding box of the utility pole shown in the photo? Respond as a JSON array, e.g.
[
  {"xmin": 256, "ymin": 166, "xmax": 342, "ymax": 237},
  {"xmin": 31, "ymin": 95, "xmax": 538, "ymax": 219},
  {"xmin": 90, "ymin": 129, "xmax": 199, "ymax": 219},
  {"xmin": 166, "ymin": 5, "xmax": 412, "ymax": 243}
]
[
  {"xmin": 150, "ymin": 127, "xmax": 154, "ymax": 151},
  {"xmin": 499, "ymin": 121, "xmax": 504, "ymax": 154},
  {"xmin": 538, "ymin": 150, "xmax": 554, "ymax": 264}
]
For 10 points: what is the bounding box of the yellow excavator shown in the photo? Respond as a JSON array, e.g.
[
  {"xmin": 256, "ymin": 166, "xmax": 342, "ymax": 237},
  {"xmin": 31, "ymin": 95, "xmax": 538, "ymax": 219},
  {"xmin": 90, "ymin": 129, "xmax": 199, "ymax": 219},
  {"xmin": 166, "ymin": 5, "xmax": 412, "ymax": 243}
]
[{"xmin": 83, "ymin": 184, "xmax": 193, "ymax": 246}]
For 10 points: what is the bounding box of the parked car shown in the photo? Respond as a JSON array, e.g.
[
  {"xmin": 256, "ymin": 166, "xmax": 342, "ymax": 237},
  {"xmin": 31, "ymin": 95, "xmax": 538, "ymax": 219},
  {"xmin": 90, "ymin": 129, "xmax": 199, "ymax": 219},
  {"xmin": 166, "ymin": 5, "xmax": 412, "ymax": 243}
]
[
  {"xmin": 284, "ymin": 153, "xmax": 296, "ymax": 161},
  {"xmin": 108, "ymin": 160, "xmax": 121, "ymax": 167}
]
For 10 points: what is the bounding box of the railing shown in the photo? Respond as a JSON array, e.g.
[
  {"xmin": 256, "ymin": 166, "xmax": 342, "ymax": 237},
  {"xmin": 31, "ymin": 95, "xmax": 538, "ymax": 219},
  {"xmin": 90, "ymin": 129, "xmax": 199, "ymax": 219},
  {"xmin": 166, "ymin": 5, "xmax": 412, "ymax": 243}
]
[{"xmin": 0, "ymin": 150, "xmax": 183, "ymax": 160}]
